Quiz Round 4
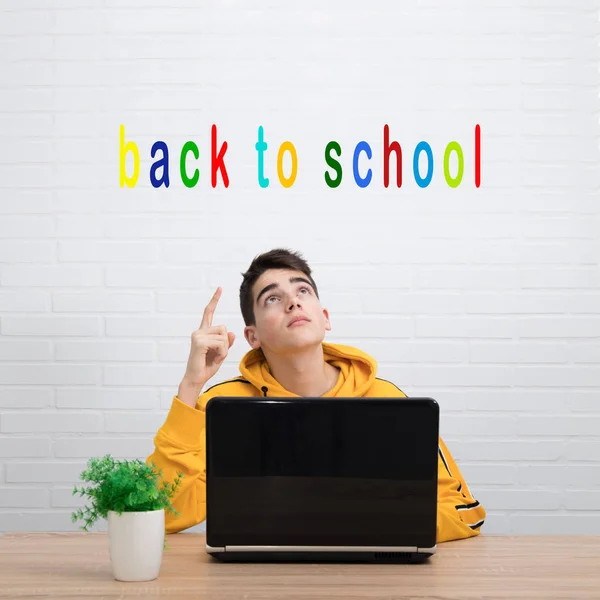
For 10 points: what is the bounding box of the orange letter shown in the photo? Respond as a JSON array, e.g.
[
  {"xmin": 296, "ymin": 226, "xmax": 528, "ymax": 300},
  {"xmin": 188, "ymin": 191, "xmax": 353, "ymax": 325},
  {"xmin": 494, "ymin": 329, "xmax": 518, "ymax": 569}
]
[{"xmin": 277, "ymin": 141, "xmax": 298, "ymax": 188}]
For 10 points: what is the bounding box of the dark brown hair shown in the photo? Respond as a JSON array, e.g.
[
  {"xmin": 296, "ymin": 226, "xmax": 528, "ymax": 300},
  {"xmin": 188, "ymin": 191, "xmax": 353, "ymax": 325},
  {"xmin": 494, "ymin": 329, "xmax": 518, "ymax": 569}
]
[{"xmin": 239, "ymin": 248, "xmax": 319, "ymax": 326}]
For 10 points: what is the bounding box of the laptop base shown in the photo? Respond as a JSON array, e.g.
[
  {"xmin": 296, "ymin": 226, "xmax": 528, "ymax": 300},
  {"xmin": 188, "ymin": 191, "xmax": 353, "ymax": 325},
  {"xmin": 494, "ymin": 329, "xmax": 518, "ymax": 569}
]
[{"xmin": 207, "ymin": 546, "xmax": 436, "ymax": 564}]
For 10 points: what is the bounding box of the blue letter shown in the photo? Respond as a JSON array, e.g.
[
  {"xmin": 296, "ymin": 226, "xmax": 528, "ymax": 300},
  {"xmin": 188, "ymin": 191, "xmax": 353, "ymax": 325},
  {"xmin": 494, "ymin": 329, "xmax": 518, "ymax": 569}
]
[
  {"xmin": 255, "ymin": 125, "xmax": 269, "ymax": 188},
  {"xmin": 353, "ymin": 141, "xmax": 372, "ymax": 188},
  {"xmin": 413, "ymin": 141, "xmax": 433, "ymax": 188},
  {"xmin": 150, "ymin": 141, "xmax": 169, "ymax": 188}
]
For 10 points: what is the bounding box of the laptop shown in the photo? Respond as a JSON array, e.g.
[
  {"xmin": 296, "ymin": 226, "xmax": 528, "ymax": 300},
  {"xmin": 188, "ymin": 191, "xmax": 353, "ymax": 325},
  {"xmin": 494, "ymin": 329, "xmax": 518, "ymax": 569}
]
[{"xmin": 204, "ymin": 396, "xmax": 439, "ymax": 563}]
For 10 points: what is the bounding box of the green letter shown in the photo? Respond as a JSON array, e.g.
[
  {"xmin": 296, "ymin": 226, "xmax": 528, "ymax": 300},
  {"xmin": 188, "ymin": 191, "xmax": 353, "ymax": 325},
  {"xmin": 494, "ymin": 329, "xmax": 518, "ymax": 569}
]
[
  {"xmin": 443, "ymin": 141, "xmax": 464, "ymax": 188},
  {"xmin": 180, "ymin": 141, "xmax": 199, "ymax": 188},
  {"xmin": 325, "ymin": 141, "xmax": 342, "ymax": 188}
]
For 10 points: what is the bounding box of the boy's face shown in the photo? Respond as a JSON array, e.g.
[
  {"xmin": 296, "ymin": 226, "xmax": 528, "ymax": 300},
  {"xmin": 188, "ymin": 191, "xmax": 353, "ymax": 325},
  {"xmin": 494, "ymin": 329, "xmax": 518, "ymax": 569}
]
[{"xmin": 244, "ymin": 268, "xmax": 331, "ymax": 355}]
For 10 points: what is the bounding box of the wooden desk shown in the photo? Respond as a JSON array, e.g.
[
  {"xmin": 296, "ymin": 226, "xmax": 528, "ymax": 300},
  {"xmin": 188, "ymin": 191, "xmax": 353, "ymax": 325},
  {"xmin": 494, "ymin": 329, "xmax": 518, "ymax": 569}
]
[{"xmin": 0, "ymin": 533, "xmax": 598, "ymax": 599}]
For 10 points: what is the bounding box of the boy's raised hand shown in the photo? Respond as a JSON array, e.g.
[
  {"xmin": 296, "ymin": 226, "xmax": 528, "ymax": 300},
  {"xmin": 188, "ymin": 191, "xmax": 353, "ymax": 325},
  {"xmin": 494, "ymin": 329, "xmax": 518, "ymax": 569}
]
[{"xmin": 178, "ymin": 287, "xmax": 235, "ymax": 407}]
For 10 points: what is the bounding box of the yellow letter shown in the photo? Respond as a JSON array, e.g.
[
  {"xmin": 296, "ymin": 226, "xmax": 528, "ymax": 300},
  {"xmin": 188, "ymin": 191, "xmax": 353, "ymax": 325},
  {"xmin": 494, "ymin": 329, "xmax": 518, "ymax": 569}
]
[
  {"xmin": 120, "ymin": 124, "xmax": 140, "ymax": 188},
  {"xmin": 277, "ymin": 141, "xmax": 298, "ymax": 188}
]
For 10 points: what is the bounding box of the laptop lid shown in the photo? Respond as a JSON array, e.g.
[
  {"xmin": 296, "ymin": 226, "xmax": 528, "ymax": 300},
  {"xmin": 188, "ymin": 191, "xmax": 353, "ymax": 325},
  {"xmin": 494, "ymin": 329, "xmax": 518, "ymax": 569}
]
[{"xmin": 205, "ymin": 397, "xmax": 439, "ymax": 551}]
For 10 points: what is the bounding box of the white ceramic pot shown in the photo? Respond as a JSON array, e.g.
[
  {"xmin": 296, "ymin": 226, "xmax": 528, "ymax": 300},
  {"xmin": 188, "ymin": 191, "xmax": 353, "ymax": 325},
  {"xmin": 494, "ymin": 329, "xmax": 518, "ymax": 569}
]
[{"xmin": 107, "ymin": 509, "xmax": 165, "ymax": 582}]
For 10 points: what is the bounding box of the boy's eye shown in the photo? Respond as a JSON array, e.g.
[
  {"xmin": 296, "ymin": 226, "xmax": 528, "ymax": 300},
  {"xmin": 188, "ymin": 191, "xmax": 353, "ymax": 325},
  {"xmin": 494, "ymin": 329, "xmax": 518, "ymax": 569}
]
[{"xmin": 265, "ymin": 286, "xmax": 310, "ymax": 304}]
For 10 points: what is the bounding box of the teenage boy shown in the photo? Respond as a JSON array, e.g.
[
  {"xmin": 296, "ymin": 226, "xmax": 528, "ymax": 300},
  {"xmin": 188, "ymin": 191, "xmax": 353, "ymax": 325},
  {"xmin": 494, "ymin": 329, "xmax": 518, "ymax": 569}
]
[{"xmin": 147, "ymin": 249, "xmax": 486, "ymax": 542}]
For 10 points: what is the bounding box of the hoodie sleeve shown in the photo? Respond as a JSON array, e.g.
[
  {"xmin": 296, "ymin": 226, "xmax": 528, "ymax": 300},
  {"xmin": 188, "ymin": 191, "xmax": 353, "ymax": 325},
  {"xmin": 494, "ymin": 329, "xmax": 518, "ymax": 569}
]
[
  {"xmin": 436, "ymin": 437, "xmax": 486, "ymax": 543},
  {"xmin": 146, "ymin": 396, "xmax": 207, "ymax": 534}
]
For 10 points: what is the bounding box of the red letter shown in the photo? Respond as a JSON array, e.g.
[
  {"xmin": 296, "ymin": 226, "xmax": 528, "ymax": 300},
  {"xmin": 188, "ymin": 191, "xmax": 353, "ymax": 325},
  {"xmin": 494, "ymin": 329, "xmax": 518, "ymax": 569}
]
[
  {"xmin": 383, "ymin": 124, "xmax": 402, "ymax": 188},
  {"xmin": 475, "ymin": 124, "xmax": 481, "ymax": 188},
  {"xmin": 211, "ymin": 124, "xmax": 229, "ymax": 188}
]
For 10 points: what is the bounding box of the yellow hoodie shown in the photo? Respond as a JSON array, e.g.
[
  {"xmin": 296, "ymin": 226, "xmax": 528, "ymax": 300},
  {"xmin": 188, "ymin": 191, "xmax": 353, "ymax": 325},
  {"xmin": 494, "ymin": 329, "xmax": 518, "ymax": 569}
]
[{"xmin": 147, "ymin": 342, "xmax": 486, "ymax": 543}]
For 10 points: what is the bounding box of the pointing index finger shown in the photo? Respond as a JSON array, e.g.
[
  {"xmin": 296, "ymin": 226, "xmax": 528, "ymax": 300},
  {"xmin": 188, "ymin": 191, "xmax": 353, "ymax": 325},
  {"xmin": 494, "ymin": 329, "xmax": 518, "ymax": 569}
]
[{"xmin": 200, "ymin": 286, "xmax": 222, "ymax": 329}]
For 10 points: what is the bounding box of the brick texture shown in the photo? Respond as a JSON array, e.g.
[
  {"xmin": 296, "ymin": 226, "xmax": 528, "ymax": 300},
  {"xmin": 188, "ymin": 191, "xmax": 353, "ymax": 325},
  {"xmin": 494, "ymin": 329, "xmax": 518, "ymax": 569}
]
[{"xmin": 0, "ymin": 1, "xmax": 598, "ymax": 534}]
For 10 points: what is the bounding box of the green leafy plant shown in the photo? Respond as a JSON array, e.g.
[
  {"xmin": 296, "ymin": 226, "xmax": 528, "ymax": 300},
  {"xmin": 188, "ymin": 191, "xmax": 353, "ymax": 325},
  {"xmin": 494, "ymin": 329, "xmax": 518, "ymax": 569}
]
[{"xmin": 71, "ymin": 455, "xmax": 184, "ymax": 533}]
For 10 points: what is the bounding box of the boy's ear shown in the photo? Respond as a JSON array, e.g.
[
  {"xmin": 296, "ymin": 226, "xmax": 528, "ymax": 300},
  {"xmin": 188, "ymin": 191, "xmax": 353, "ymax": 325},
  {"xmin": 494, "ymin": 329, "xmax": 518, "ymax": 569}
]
[
  {"xmin": 244, "ymin": 325, "xmax": 261, "ymax": 349},
  {"xmin": 323, "ymin": 308, "xmax": 331, "ymax": 332}
]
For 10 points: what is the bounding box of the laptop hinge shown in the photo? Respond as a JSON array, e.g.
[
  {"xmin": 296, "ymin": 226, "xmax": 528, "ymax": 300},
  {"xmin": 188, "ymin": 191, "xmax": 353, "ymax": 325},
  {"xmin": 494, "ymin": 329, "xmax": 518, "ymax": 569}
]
[{"xmin": 214, "ymin": 545, "xmax": 421, "ymax": 553}]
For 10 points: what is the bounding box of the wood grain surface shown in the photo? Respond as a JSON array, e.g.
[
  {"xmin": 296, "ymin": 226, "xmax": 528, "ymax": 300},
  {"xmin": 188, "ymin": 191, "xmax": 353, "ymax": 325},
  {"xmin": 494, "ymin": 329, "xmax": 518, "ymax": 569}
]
[{"xmin": 0, "ymin": 532, "xmax": 599, "ymax": 599}]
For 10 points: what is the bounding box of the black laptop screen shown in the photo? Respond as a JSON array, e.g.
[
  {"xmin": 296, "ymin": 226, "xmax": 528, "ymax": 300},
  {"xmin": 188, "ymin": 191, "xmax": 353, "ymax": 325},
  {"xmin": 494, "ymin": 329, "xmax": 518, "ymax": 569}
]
[{"xmin": 205, "ymin": 397, "xmax": 439, "ymax": 548}]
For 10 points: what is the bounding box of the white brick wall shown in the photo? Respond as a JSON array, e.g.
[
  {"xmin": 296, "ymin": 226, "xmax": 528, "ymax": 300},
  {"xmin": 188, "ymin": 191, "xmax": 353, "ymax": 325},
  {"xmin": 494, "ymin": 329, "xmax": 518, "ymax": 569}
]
[{"xmin": 0, "ymin": 0, "xmax": 599, "ymax": 535}]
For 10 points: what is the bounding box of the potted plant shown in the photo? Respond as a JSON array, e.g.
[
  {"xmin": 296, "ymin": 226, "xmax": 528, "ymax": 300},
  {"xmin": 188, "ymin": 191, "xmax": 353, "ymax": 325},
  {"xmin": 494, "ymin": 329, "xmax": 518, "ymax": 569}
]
[{"xmin": 71, "ymin": 454, "xmax": 183, "ymax": 582}]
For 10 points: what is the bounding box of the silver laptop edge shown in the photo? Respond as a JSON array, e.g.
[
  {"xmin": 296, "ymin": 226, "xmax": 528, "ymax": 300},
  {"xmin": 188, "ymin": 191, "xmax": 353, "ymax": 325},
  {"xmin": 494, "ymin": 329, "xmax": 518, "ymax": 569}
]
[{"xmin": 207, "ymin": 544, "xmax": 436, "ymax": 554}]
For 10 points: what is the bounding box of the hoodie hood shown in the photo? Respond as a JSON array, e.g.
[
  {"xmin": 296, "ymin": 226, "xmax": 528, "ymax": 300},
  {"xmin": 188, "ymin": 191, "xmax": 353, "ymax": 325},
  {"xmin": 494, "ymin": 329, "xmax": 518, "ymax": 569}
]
[{"xmin": 238, "ymin": 342, "xmax": 377, "ymax": 398}]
